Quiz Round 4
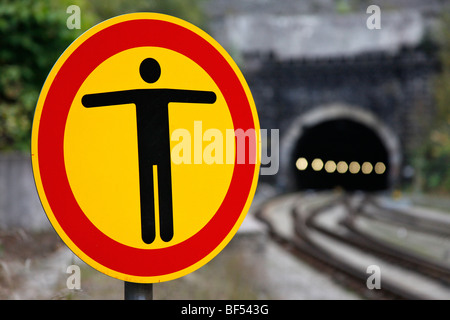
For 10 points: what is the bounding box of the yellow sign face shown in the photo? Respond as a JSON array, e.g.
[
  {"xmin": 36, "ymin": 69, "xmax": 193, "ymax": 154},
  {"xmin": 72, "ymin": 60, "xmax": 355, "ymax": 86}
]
[
  {"xmin": 32, "ymin": 13, "xmax": 260, "ymax": 282},
  {"xmin": 65, "ymin": 46, "xmax": 236, "ymax": 250}
]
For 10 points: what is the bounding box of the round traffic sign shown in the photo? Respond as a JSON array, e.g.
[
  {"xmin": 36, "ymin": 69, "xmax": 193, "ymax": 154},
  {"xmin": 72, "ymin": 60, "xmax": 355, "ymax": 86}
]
[{"xmin": 32, "ymin": 13, "xmax": 260, "ymax": 283}]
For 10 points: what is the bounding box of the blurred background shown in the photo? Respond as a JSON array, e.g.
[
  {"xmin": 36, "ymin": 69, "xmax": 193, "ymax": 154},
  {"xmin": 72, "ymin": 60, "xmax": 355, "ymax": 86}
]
[{"xmin": 0, "ymin": 0, "xmax": 450, "ymax": 299}]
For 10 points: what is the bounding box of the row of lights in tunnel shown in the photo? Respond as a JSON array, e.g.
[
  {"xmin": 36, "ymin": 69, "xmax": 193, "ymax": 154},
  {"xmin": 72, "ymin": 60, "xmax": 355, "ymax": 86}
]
[{"xmin": 295, "ymin": 157, "xmax": 386, "ymax": 175}]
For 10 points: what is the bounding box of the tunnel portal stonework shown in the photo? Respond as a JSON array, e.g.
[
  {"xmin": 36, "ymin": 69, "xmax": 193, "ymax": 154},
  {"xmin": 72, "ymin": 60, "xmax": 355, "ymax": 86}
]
[
  {"xmin": 246, "ymin": 49, "xmax": 437, "ymax": 192},
  {"xmin": 207, "ymin": 6, "xmax": 442, "ymax": 192}
]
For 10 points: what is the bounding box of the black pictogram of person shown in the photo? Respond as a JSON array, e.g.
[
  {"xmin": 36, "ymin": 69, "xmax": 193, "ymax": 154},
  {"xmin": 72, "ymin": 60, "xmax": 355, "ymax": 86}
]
[{"xmin": 82, "ymin": 58, "xmax": 216, "ymax": 244}]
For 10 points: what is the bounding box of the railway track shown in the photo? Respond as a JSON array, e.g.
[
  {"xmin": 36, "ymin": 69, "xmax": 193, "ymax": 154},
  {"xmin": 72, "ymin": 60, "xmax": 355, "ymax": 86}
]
[{"xmin": 254, "ymin": 191, "xmax": 450, "ymax": 299}]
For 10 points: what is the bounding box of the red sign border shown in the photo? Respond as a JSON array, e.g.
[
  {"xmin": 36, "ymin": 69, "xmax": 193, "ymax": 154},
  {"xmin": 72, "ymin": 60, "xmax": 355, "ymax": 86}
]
[{"xmin": 34, "ymin": 15, "xmax": 258, "ymax": 279}]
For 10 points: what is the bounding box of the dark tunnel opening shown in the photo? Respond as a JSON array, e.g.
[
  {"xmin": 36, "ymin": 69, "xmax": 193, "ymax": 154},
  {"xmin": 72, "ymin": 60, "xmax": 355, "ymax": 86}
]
[{"xmin": 292, "ymin": 118, "xmax": 389, "ymax": 191}]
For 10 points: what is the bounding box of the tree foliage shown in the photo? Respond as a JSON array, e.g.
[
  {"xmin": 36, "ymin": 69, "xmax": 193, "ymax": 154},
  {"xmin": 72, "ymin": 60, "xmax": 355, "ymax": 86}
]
[
  {"xmin": 0, "ymin": 0, "xmax": 79, "ymax": 150},
  {"xmin": 414, "ymin": 11, "xmax": 450, "ymax": 193},
  {"xmin": 0, "ymin": 0, "xmax": 207, "ymax": 150},
  {"xmin": 87, "ymin": 0, "xmax": 207, "ymax": 28}
]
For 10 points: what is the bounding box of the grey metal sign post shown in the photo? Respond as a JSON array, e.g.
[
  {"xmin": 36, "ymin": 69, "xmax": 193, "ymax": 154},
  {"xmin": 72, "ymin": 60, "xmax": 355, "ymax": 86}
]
[{"xmin": 124, "ymin": 282, "xmax": 153, "ymax": 300}]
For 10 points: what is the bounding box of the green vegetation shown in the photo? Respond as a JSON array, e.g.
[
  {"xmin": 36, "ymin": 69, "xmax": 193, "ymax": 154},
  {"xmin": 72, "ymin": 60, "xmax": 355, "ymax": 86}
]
[
  {"xmin": 413, "ymin": 12, "xmax": 450, "ymax": 194},
  {"xmin": 0, "ymin": 0, "xmax": 207, "ymax": 151},
  {"xmin": 88, "ymin": 0, "xmax": 207, "ymax": 28},
  {"xmin": 0, "ymin": 0, "xmax": 75, "ymax": 150}
]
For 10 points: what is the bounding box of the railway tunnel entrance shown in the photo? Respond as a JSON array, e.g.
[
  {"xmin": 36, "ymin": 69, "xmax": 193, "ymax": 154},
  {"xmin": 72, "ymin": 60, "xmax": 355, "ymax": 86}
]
[
  {"xmin": 280, "ymin": 105, "xmax": 401, "ymax": 192},
  {"xmin": 293, "ymin": 119, "xmax": 388, "ymax": 191}
]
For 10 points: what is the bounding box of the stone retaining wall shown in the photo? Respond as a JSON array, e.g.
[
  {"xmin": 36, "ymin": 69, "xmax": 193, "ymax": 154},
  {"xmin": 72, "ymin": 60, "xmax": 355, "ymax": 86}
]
[{"xmin": 0, "ymin": 152, "xmax": 50, "ymax": 231}]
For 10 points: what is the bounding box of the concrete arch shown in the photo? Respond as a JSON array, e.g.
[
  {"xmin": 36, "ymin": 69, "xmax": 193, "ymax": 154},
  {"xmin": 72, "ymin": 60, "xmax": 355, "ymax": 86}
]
[{"xmin": 278, "ymin": 103, "xmax": 401, "ymax": 192}]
